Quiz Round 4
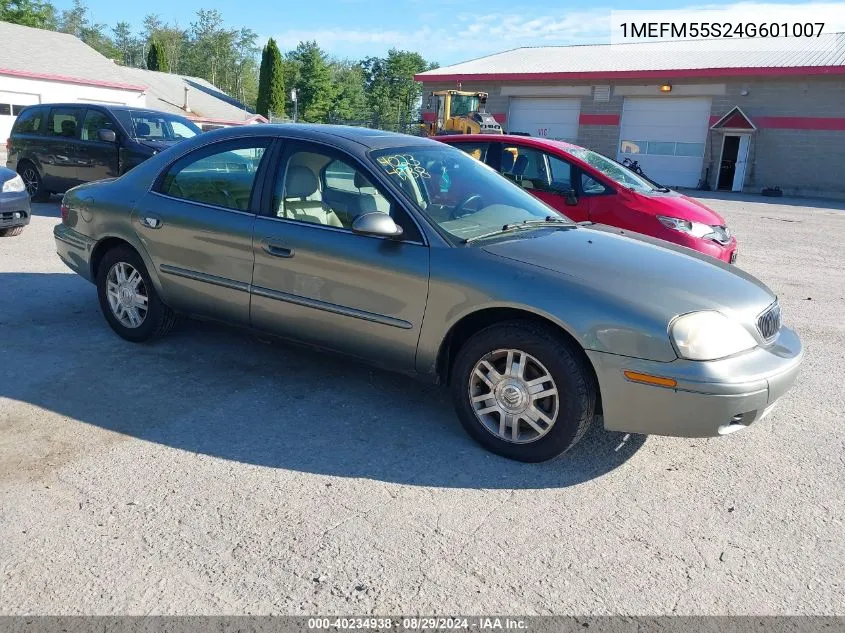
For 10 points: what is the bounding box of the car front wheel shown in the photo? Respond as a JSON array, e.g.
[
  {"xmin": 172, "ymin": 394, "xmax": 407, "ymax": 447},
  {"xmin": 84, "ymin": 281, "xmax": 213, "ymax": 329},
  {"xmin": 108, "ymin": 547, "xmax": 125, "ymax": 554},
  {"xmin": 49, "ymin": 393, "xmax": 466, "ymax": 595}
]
[
  {"xmin": 18, "ymin": 162, "xmax": 49, "ymax": 201},
  {"xmin": 96, "ymin": 245, "xmax": 176, "ymax": 342},
  {"xmin": 451, "ymin": 320, "xmax": 597, "ymax": 462}
]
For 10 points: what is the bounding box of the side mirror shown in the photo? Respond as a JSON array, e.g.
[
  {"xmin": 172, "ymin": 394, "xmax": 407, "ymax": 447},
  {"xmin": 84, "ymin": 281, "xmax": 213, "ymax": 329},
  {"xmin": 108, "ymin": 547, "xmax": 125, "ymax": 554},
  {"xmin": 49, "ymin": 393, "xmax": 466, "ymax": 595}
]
[
  {"xmin": 97, "ymin": 129, "xmax": 117, "ymax": 143},
  {"xmin": 352, "ymin": 213, "xmax": 404, "ymax": 239}
]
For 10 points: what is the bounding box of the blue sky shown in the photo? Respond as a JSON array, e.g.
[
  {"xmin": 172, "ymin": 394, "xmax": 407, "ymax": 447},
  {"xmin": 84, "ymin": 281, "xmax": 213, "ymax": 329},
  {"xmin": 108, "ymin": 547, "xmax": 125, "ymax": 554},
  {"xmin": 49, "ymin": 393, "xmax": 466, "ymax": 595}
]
[{"xmin": 65, "ymin": 0, "xmax": 845, "ymax": 66}]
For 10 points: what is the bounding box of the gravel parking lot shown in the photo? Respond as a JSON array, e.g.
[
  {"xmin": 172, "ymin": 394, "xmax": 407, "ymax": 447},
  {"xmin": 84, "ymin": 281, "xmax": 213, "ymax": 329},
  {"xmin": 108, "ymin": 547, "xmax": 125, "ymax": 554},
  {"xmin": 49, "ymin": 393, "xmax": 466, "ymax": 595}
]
[{"xmin": 1, "ymin": 194, "xmax": 843, "ymax": 615}]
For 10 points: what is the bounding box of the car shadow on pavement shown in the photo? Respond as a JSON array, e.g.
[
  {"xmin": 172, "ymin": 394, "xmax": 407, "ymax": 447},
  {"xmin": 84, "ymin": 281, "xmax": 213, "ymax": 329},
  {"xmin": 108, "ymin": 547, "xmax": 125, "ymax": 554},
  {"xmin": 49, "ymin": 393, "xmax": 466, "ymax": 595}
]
[
  {"xmin": 28, "ymin": 200, "xmax": 61, "ymax": 218},
  {"xmin": 0, "ymin": 272, "xmax": 646, "ymax": 489}
]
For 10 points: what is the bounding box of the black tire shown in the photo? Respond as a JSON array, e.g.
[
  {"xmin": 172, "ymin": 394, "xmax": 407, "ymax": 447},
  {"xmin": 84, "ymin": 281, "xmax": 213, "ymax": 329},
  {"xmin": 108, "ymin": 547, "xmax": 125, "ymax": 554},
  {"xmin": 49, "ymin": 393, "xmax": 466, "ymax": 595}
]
[
  {"xmin": 96, "ymin": 245, "xmax": 176, "ymax": 343},
  {"xmin": 451, "ymin": 320, "xmax": 596, "ymax": 462},
  {"xmin": 17, "ymin": 162, "xmax": 50, "ymax": 201},
  {"xmin": 0, "ymin": 226, "xmax": 24, "ymax": 237}
]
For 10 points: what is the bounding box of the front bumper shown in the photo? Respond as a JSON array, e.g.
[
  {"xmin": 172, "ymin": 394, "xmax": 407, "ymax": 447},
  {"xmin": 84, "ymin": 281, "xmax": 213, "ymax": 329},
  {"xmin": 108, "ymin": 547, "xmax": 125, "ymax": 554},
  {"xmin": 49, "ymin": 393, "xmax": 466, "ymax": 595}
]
[
  {"xmin": 0, "ymin": 191, "xmax": 31, "ymax": 229},
  {"xmin": 587, "ymin": 325, "xmax": 803, "ymax": 437},
  {"xmin": 54, "ymin": 223, "xmax": 95, "ymax": 281}
]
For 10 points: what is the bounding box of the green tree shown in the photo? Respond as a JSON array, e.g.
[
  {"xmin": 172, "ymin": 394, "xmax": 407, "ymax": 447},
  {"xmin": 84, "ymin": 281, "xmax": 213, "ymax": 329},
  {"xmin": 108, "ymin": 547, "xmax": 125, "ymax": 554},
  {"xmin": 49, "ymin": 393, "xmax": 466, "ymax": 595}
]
[
  {"xmin": 112, "ymin": 21, "xmax": 143, "ymax": 66},
  {"xmin": 255, "ymin": 43, "xmax": 270, "ymax": 117},
  {"xmin": 288, "ymin": 40, "xmax": 334, "ymax": 123},
  {"xmin": 362, "ymin": 49, "xmax": 435, "ymax": 130},
  {"xmin": 261, "ymin": 38, "xmax": 285, "ymax": 118},
  {"xmin": 146, "ymin": 40, "xmax": 167, "ymax": 71},
  {"xmin": 143, "ymin": 14, "xmax": 186, "ymax": 72},
  {"xmin": 0, "ymin": 0, "xmax": 57, "ymax": 29},
  {"xmin": 58, "ymin": 0, "xmax": 118, "ymax": 59},
  {"xmin": 328, "ymin": 60, "xmax": 368, "ymax": 123}
]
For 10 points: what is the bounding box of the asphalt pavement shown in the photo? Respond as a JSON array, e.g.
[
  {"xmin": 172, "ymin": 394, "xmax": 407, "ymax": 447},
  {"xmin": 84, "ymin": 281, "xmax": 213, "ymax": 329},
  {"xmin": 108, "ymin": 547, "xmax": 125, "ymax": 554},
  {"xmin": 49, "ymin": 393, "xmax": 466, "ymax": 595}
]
[{"xmin": 0, "ymin": 194, "xmax": 843, "ymax": 615}]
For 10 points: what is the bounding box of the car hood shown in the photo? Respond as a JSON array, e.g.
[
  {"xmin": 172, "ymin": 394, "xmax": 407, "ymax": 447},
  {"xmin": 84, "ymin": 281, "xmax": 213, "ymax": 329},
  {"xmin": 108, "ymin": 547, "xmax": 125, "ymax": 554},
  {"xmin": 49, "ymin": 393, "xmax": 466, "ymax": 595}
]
[
  {"xmin": 627, "ymin": 189, "xmax": 726, "ymax": 225},
  {"xmin": 482, "ymin": 225, "xmax": 774, "ymax": 322}
]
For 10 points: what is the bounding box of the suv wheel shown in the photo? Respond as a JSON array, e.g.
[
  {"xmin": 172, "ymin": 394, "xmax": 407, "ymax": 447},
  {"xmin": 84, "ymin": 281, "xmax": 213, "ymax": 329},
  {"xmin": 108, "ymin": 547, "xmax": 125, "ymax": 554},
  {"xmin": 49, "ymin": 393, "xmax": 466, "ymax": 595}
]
[
  {"xmin": 451, "ymin": 320, "xmax": 597, "ymax": 462},
  {"xmin": 96, "ymin": 245, "xmax": 176, "ymax": 342}
]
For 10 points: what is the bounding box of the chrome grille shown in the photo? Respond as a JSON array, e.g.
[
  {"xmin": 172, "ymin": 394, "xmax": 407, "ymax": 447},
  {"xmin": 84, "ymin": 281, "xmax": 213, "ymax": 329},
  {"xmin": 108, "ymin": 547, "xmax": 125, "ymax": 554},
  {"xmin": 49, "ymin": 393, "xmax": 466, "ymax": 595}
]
[{"xmin": 757, "ymin": 302, "xmax": 782, "ymax": 341}]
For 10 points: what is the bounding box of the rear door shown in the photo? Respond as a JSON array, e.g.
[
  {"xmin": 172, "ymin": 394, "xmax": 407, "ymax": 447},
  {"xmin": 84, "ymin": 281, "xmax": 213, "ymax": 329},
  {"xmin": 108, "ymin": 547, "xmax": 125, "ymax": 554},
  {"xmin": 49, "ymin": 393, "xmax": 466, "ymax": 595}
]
[
  {"xmin": 77, "ymin": 108, "xmax": 120, "ymax": 183},
  {"xmin": 132, "ymin": 137, "xmax": 273, "ymax": 325},
  {"xmin": 43, "ymin": 106, "xmax": 85, "ymax": 190}
]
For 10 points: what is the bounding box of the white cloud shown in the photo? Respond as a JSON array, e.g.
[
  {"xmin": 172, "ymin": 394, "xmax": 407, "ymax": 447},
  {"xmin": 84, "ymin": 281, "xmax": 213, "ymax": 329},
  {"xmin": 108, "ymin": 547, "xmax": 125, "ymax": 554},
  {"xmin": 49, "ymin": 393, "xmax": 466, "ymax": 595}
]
[{"xmin": 272, "ymin": 1, "xmax": 845, "ymax": 65}]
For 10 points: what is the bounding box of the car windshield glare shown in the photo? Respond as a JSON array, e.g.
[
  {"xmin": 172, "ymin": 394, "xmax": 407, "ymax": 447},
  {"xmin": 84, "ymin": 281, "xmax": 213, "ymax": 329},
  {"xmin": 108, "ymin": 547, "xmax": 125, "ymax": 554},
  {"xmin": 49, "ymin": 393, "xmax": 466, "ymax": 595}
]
[
  {"xmin": 129, "ymin": 112, "xmax": 201, "ymax": 141},
  {"xmin": 567, "ymin": 148, "xmax": 655, "ymax": 193},
  {"xmin": 369, "ymin": 145, "xmax": 573, "ymax": 242}
]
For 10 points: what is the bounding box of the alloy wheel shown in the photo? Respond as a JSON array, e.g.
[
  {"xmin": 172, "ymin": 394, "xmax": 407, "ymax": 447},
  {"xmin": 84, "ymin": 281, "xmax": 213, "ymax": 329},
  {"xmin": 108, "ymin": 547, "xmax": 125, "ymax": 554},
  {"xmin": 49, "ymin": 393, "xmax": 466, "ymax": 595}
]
[
  {"xmin": 106, "ymin": 262, "xmax": 148, "ymax": 328},
  {"xmin": 468, "ymin": 348, "xmax": 559, "ymax": 444},
  {"xmin": 21, "ymin": 167, "xmax": 39, "ymax": 196}
]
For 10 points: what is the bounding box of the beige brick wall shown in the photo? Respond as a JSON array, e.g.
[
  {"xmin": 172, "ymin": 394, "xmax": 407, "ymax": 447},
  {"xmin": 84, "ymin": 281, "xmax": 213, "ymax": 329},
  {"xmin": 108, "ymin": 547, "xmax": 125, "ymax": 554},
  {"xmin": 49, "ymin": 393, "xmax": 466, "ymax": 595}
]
[{"xmin": 420, "ymin": 77, "xmax": 845, "ymax": 198}]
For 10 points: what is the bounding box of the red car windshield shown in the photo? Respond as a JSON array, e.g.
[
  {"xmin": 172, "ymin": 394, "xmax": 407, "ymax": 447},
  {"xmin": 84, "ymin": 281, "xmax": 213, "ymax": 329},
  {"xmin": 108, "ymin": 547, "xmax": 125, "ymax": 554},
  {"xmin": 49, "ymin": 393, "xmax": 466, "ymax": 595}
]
[{"xmin": 566, "ymin": 148, "xmax": 656, "ymax": 194}]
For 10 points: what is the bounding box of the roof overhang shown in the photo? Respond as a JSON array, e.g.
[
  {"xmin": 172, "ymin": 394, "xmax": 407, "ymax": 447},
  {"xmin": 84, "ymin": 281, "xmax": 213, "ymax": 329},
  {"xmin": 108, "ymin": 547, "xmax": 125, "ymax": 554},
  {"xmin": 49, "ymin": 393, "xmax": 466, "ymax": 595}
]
[
  {"xmin": 189, "ymin": 113, "xmax": 269, "ymax": 126},
  {"xmin": 711, "ymin": 106, "xmax": 757, "ymax": 132},
  {"xmin": 415, "ymin": 65, "xmax": 845, "ymax": 83},
  {"xmin": 0, "ymin": 67, "xmax": 147, "ymax": 92}
]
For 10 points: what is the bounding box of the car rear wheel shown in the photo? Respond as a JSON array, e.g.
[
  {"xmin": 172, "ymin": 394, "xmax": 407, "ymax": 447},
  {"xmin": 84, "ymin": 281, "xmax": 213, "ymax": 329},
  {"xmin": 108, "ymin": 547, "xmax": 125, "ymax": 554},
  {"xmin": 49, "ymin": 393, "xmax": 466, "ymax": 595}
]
[
  {"xmin": 96, "ymin": 245, "xmax": 176, "ymax": 342},
  {"xmin": 0, "ymin": 226, "xmax": 24, "ymax": 237},
  {"xmin": 18, "ymin": 162, "xmax": 49, "ymax": 201},
  {"xmin": 451, "ymin": 320, "xmax": 596, "ymax": 462}
]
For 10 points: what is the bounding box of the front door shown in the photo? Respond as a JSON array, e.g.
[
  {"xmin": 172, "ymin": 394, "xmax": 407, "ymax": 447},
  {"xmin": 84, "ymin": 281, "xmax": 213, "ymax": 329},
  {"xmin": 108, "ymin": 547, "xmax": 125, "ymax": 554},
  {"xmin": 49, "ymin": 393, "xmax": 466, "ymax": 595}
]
[
  {"xmin": 732, "ymin": 135, "xmax": 750, "ymax": 192},
  {"xmin": 717, "ymin": 135, "xmax": 741, "ymax": 191},
  {"xmin": 77, "ymin": 109, "xmax": 120, "ymax": 183},
  {"xmin": 132, "ymin": 137, "xmax": 273, "ymax": 325},
  {"xmin": 250, "ymin": 141, "xmax": 429, "ymax": 372}
]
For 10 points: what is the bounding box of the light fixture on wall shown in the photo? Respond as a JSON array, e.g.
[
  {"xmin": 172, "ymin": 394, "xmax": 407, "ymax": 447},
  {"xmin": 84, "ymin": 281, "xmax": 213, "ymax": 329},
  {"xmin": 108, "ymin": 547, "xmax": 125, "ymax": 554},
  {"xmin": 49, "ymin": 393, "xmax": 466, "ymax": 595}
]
[{"xmin": 660, "ymin": 83, "xmax": 672, "ymax": 93}]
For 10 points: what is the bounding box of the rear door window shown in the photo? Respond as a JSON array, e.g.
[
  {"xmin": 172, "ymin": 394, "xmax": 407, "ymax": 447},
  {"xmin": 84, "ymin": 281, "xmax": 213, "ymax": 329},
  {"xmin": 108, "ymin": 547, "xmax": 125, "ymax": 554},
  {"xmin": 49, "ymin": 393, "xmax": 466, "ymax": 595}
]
[
  {"xmin": 47, "ymin": 107, "xmax": 83, "ymax": 139},
  {"xmin": 451, "ymin": 142, "xmax": 489, "ymax": 163},
  {"xmin": 12, "ymin": 107, "xmax": 45, "ymax": 134}
]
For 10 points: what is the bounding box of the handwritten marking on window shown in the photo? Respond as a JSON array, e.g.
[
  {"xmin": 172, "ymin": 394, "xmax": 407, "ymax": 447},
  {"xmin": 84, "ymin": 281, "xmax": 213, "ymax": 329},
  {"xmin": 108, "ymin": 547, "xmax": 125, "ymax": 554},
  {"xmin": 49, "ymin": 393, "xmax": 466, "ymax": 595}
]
[{"xmin": 376, "ymin": 155, "xmax": 430, "ymax": 181}]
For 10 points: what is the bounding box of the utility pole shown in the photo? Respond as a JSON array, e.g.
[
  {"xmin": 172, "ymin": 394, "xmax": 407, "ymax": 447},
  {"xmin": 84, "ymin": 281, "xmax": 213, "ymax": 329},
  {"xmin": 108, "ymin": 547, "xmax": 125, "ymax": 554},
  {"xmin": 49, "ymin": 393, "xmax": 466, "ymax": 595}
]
[{"xmin": 291, "ymin": 89, "xmax": 298, "ymax": 123}]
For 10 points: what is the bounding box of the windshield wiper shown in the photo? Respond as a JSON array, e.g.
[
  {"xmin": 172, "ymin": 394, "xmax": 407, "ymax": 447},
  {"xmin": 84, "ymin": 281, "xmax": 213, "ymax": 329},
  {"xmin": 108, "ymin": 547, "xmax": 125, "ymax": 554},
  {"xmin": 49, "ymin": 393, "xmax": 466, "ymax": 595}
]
[{"xmin": 463, "ymin": 216, "xmax": 572, "ymax": 244}]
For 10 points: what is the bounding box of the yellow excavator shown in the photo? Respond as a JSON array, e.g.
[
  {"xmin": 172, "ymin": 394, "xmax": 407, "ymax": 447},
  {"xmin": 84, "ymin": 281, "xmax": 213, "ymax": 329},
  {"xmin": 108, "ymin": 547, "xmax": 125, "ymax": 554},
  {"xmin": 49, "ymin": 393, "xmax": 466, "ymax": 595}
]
[{"xmin": 423, "ymin": 90, "xmax": 504, "ymax": 136}]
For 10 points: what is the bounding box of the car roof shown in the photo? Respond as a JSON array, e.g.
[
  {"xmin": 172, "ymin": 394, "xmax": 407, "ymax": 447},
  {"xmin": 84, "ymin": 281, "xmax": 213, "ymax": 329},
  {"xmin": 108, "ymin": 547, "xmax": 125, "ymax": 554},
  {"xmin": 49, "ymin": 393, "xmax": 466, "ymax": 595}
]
[
  {"xmin": 19, "ymin": 103, "xmax": 188, "ymax": 117},
  {"xmin": 194, "ymin": 123, "xmax": 449, "ymax": 152},
  {"xmin": 441, "ymin": 134, "xmax": 586, "ymax": 154}
]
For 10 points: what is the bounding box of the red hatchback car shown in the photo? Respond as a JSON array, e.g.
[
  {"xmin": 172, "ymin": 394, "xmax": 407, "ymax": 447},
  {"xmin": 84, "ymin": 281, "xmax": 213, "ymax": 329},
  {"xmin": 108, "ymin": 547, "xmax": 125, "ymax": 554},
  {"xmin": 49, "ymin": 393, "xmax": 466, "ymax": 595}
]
[{"xmin": 440, "ymin": 135, "xmax": 737, "ymax": 263}]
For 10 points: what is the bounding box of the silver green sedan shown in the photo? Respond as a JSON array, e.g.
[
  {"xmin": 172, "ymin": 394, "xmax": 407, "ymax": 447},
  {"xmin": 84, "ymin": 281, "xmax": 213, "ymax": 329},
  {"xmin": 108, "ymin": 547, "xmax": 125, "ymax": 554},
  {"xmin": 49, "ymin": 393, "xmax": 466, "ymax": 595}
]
[{"xmin": 54, "ymin": 125, "xmax": 803, "ymax": 462}]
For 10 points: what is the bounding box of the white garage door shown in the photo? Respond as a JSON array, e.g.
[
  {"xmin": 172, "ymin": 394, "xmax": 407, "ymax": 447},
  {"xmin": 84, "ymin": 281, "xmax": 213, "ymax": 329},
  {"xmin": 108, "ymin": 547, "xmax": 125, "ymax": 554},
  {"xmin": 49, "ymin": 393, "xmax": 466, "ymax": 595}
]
[
  {"xmin": 0, "ymin": 91, "xmax": 40, "ymax": 147},
  {"xmin": 618, "ymin": 97, "xmax": 712, "ymax": 188},
  {"xmin": 507, "ymin": 98, "xmax": 580, "ymax": 141}
]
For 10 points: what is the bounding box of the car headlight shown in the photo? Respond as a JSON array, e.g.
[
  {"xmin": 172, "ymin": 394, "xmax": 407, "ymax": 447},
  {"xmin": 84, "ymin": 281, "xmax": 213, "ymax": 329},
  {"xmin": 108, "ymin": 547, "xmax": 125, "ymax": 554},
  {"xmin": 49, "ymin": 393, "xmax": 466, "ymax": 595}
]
[
  {"xmin": 1, "ymin": 174, "xmax": 26, "ymax": 193},
  {"xmin": 657, "ymin": 215, "xmax": 718, "ymax": 240},
  {"xmin": 671, "ymin": 311, "xmax": 757, "ymax": 360}
]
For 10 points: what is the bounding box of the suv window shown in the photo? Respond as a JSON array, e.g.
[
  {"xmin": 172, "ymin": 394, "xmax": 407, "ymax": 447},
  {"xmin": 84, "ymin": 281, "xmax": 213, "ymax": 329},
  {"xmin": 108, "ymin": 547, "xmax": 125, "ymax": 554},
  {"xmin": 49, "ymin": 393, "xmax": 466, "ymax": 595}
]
[
  {"xmin": 12, "ymin": 107, "xmax": 44, "ymax": 134},
  {"xmin": 159, "ymin": 140, "xmax": 270, "ymax": 211},
  {"xmin": 453, "ymin": 142, "xmax": 489, "ymax": 162},
  {"xmin": 47, "ymin": 107, "xmax": 83, "ymax": 138},
  {"xmin": 502, "ymin": 146, "xmax": 550, "ymax": 190},
  {"xmin": 81, "ymin": 110, "xmax": 116, "ymax": 141}
]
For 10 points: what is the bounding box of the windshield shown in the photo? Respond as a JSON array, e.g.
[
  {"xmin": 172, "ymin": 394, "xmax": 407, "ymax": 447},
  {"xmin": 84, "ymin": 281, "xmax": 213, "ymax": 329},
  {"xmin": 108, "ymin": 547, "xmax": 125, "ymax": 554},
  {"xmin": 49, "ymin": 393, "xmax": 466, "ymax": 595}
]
[
  {"xmin": 127, "ymin": 111, "xmax": 201, "ymax": 141},
  {"xmin": 449, "ymin": 95, "xmax": 479, "ymax": 118},
  {"xmin": 369, "ymin": 145, "xmax": 573, "ymax": 242},
  {"xmin": 567, "ymin": 148, "xmax": 656, "ymax": 193}
]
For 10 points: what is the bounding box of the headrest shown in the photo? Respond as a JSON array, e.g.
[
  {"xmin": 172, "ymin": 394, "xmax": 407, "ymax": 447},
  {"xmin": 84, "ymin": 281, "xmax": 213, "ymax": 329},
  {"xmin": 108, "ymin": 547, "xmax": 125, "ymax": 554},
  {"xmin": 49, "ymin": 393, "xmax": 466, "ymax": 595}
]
[
  {"xmin": 61, "ymin": 120, "xmax": 76, "ymax": 135},
  {"xmin": 354, "ymin": 171, "xmax": 372, "ymax": 189},
  {"xmin": 501, "ymin": 150, "xmax": 515, "ymax": 172},
  {"xmin": 513, "ymin": 154, "xmax": 529, "ymax": 175},
  {"xmin": 135, "ymin": 122, "xmax": 151, "ymax": 136},
  {"xmin": 286, "ymin": 165, "xmax": 319, "ymax": 198}
]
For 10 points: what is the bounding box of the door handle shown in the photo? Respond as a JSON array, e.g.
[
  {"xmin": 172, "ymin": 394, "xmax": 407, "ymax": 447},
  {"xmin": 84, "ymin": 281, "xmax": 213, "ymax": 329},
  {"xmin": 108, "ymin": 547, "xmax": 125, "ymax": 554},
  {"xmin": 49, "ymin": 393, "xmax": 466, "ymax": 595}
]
[
  {"xmin": 141, "ymin": 216, "xmax": 163, "ymax": 229},
  {"xmin": 262, "ymin": 238, "xmax": 294, "ymax": 258}
]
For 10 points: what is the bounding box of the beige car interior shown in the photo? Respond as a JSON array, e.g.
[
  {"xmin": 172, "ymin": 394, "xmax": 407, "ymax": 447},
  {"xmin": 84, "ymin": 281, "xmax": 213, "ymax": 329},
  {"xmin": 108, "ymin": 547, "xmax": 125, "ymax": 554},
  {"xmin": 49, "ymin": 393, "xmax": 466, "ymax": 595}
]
[{"xmin": 277, "ymin": 152, "xmax": 391, "ymax": 228}]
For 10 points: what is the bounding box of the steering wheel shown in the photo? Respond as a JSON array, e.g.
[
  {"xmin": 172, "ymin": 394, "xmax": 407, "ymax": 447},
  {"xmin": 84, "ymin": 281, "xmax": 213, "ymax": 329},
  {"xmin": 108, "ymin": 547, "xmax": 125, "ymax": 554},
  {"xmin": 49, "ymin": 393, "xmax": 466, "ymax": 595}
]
[{"xmin": 451, "ymin": 193, "xmax": 483, "ymax": 219}]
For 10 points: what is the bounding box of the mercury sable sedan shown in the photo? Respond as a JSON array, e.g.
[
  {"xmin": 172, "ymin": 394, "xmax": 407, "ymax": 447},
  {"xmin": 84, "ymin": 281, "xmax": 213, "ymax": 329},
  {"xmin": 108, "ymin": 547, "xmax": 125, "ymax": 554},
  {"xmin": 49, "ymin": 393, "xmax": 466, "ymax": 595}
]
[{"xmin": 54, "ymin": 125, "xmax": 803, "ymax": 462}]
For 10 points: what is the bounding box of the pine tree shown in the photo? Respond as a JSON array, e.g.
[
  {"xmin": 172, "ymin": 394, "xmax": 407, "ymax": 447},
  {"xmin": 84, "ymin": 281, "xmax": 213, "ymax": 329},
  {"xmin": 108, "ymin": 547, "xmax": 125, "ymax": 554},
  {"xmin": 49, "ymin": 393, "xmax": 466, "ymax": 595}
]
[
  {"xmin": 255, "ymin": 43, "xmax": 270, "ymax": 117},
  {"xmin": 265, "ymin": 38, "xmax": 285, "ymax": 119},
  {"xmin": 146, "ymin": 40, "xmax": 167, "ymax": 72}
]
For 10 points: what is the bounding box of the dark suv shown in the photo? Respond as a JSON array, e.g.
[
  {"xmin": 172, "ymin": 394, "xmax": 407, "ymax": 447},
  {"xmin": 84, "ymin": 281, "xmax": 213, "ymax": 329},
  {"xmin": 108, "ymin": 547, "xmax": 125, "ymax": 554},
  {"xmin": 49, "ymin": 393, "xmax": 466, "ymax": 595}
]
[{"xmin": 5, "ymin": 104, "xmax": 202, "ymax": 199}]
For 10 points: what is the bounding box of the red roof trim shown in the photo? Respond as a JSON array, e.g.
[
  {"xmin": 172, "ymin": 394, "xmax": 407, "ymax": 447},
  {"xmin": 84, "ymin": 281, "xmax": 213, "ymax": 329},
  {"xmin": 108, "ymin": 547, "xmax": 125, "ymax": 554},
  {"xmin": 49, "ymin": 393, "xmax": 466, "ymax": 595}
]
[
  {"xmin": 189, "ymin": 114, "xmax": 268, "ymax": 125},
  {"xmin": 0, "ymin": 67, "xmax": 147, "ymax": 91},
  {"xmin": 415, "ymin": 66, "xmax": 845, "ymax": 82},
  {"xmin": 580, "ymin": 113, "xmax": 620, "ymax": 126}
]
